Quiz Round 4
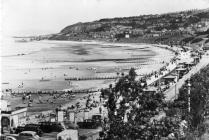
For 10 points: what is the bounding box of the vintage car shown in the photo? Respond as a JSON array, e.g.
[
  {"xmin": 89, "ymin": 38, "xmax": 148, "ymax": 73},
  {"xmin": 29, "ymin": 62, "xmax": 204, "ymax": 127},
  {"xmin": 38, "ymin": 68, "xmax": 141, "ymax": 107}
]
[
  {"xmin": 18, "ymin": 131, "xmax": 40, "ymax": 140},
  {"xmin": 0, "ymin": 135, "xmax": 17, "ymax": 140},
  {"xmin": 14, "ymin": 124, "xmax": 43, "ymax": 137},
  {"xmin": 38, "ymin": 122, "xmax": 65, "ymax": 133}
]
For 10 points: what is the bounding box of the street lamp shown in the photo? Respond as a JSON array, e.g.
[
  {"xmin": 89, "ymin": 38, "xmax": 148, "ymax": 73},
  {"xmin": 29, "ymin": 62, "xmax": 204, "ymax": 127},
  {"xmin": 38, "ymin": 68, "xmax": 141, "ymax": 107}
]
[{"xmin": 187, "ymin": 79, "xmax": 191, "ymax": 113}]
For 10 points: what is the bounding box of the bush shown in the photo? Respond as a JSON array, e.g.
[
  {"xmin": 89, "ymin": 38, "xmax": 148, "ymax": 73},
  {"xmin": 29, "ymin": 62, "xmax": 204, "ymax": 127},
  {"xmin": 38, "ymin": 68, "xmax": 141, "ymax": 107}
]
[
  {"xmin": 181, "ymin": 37, "xmax": 194, "ymax": 44},
  {"xmin": 205, "ymin": 39, "xmax": 209, "ymax": 44},
  {"xmin": 176, "ymin": 65, "xmax": 209, "ymax": 128}
]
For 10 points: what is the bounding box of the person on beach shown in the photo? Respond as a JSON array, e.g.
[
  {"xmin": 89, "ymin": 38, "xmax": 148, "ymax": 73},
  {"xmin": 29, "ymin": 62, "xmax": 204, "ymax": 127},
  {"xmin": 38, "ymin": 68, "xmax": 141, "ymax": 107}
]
[
  {"xmin": 99, "ymin": 106, "xmax": 102, "ymax": 114},
  {"xmin": 100, "ymin": 95, "xmax": 102, "ymax": 103},
  {"xmin": 22, "ymin": 95, "xmax": 25, "ymax": 103}
]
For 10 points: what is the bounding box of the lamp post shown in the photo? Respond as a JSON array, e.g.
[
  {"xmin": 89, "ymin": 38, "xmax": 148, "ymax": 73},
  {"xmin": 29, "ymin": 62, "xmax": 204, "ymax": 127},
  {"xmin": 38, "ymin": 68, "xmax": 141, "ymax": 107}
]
[
  {"xmin": 187, "ymin": 79, "xmax": 191, "ymax": 113},
  {"xmin": 175, "ymin": 84, "xmax": 177, "ymax": 100}
]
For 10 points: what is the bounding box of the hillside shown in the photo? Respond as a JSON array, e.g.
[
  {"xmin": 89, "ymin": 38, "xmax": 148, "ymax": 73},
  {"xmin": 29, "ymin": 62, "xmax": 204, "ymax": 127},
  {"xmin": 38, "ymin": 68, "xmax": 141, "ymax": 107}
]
[{"xmin": 49, "ymin": 8, "xmax": 209, "ymax": 45}]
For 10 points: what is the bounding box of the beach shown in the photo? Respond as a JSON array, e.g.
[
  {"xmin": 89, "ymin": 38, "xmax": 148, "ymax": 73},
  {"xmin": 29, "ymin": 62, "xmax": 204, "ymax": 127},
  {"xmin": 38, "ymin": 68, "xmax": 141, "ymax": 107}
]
[{"xmin": 1, "ymin": 39, "xmax": 175, "ymax": 112}]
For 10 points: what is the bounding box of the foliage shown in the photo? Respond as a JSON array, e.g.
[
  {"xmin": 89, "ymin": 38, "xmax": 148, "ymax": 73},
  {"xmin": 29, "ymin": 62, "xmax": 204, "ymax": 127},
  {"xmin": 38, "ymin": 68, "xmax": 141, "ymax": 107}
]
[
  {"xmin": 196, "ymin": 29, "xmax": 209, "ymax": 36},
  {"xmin": 195, "ymin": 12, "xmax": 209, "ymax": 19},
  {"xmin": 191, "ymin": 38, "xmax": 203, "ymax": 44},
  {"xmin": 174, "ymin": 65, "xmax": 209, "ymax": 129},
  {"xmin": 206, "ymin": 39, "xmax": 209, "ymax": 44},
  {"xmin": 103, "ymin": 69, "xmax": 171, "ymax": 139},
  {"xmin": 181, "ymin": 37, "xmax": 195, "ymax": 44},
  {"xmin": 128, "ymin": 68, "xmax": 137, "ymax": 81}
]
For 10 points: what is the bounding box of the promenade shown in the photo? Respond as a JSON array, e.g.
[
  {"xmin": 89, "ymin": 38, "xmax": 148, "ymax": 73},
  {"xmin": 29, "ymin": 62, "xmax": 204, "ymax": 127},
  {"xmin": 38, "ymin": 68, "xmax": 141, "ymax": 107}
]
[{"xmin": 165, "ymin": 53, "xmax": 209, "ymax": 101}]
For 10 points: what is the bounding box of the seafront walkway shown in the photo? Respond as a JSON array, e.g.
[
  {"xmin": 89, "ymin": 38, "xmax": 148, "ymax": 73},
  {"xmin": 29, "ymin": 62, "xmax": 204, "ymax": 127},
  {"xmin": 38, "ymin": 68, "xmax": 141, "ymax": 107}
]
[
  {"xmin": 146, "ymin": 62, "xmax": 177, "ymax": 86},
  {"xmin": 142, "ymin": 44, "xmax": 179, "ymax": 86},
  {"xmin": 165, "ymin": 52, "xmax": 209, "ymax": 101}
]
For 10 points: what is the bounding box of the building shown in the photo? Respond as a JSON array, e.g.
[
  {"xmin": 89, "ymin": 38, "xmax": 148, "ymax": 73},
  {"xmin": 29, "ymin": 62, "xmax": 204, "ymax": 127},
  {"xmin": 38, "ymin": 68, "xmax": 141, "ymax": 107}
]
[{"xmin": 1, "ymin": 100, "xmax": 27, "ymax": 134}]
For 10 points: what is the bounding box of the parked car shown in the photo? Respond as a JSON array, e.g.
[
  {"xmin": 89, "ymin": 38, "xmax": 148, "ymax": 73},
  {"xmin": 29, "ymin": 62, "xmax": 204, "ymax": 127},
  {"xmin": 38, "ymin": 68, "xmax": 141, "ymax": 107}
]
[
  {"xmin": 14, "ymin": 126, "xmax": 25, "ymax": 134},
  {"xmin": 77, "ymin": 119, "xmax": 99, "ymax": 129},
  {"xmin": 14, "ymin": 124, "xmax": 43, "ymax": 137},
  {"xmin": 38, "ymin": 122, "xmax": 65, "ymax": 133},
  {"xmin": 63, "ymin": 121, "xmax": 79, "ymax": 129},
  {"xmin": 24, "ymin": 124, "xmax": 43, "ymax": 136},
  {"xmin": 18, "ymin": 131, "xmax": 40, "ymax": 140},
  {"xmin": 0, "ymin": 135, "xmax": 17, "ymax": 140}
]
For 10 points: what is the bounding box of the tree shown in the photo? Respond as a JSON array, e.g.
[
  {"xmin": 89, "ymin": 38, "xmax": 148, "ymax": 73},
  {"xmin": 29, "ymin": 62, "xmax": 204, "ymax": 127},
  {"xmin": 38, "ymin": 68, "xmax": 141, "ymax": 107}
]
[
  {"xmin": 174, "ymin": 64, "xmax": 209, "ymax": 135},
  {"xmin": 129, "ymin": 68, "xmax": 137, "ymax": 81},
  {"xmin": 104, "ymin": 72, "xmax": 166, "ymax": 139}
]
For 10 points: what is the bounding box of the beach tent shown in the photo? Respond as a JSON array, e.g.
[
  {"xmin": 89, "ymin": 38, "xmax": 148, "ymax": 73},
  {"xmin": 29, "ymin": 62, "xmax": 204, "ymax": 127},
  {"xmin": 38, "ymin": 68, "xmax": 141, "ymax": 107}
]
[
  {"xmin": 163, "ymin": 74, "xmax": 178, "ymax": 84},
  {"xmin": 185, "ymin": 62, "xmax": 195, "ymax": 67}
]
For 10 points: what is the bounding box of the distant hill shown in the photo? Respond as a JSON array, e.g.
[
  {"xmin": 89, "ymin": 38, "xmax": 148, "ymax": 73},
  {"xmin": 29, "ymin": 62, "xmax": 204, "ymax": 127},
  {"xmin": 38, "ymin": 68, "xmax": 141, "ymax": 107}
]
[{"xmin": 49, "ymin": 8, "xmax": 209, "ymax": 44}]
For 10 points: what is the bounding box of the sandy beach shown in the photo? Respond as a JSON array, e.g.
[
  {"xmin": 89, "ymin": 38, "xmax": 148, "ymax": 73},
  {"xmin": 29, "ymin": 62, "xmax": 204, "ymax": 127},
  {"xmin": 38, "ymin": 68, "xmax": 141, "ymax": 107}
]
[{"xmin": 1, "ymin": 40, "xmax": 174, "ymax": 112}]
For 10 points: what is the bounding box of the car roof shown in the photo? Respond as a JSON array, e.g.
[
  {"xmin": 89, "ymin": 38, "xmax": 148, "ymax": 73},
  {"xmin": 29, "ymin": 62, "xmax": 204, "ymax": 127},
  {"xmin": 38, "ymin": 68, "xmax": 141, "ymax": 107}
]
[{"xmin": 6, "ymin": 136, "xmax": 16, "ymax": 138}]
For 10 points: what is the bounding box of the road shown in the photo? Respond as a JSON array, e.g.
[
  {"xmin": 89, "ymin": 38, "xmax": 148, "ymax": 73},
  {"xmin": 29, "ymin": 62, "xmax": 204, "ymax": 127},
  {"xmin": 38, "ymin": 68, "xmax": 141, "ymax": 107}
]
[{"xmin": 165, "ymin": 53, "xmax": 209, "ymax": 101}]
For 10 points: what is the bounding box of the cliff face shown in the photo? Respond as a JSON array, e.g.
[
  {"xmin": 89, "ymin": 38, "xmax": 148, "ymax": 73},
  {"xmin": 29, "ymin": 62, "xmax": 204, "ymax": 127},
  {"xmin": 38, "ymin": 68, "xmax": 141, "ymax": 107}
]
[{"xmin": 61, "ymin": 22, "xmax": 104, "ymax": 34}]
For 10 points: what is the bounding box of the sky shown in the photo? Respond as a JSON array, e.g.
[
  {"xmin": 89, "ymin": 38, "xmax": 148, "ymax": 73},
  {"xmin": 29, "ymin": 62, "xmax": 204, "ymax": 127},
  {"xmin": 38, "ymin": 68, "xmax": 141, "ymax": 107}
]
[{"xmin": 1, "ymin": 0, "xmax": 209, "ymax": 36}]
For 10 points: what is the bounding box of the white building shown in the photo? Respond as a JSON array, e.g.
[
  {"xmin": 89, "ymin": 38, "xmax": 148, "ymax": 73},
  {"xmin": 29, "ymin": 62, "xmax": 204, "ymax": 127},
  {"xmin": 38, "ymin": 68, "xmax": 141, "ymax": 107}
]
[{"xmin": 1, "ymin": 100, "xmax": 27, "ymax": 134}]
